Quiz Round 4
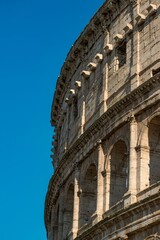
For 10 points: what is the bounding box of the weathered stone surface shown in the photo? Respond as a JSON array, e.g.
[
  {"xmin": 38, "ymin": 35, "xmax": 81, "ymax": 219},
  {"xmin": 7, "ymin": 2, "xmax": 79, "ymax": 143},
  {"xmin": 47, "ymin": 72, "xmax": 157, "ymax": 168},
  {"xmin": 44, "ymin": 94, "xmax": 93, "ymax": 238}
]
[{"xmin": 45, "ymin": 0, "xmax": 160, "ymax": 239}]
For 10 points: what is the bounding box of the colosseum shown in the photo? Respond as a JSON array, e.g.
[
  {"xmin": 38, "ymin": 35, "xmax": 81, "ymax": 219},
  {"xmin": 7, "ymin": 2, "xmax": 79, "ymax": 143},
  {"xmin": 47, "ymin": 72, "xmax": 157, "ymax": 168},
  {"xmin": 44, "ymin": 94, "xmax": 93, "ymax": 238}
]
[{"xmin": 45, "ymin": 0, "xmax": 160, "ymax": 239}]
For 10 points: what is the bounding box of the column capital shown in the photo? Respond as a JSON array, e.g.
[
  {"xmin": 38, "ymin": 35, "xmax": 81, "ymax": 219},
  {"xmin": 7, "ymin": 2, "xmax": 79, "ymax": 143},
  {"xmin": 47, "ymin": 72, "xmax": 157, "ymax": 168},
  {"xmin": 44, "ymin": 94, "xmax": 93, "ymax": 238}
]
[
  {"xmin": 135, "ymin": 145, "xmax": 150, "ymax": 152},
  {"xmin": 127, "ymin": 111, "xmax": 136, "ymax": 124},
  {"xmin": 73, "ymin": 161, "xmax": 80, "ymax": 172},
  {"xmin": 94, "ymin": 139, "xmax": 102, "ymax": 149}
]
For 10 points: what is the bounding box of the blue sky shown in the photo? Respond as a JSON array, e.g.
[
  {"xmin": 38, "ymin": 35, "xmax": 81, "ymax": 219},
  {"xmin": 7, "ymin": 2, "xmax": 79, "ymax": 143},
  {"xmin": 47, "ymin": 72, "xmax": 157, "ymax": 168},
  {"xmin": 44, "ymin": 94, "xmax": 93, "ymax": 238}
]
[{"xmin": 0, "ymin": 0, "xmax": 105, "ymax": 239}]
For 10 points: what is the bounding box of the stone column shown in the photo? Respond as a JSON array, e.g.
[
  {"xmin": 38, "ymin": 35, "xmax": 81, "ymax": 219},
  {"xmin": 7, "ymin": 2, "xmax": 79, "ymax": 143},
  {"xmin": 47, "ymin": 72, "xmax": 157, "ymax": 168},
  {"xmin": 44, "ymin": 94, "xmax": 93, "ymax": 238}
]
[
  {"xmin": 136, "ymin": 145, "xmax": 150, "ymax": 191},
  {"xmin": 102, "ymin": 29, "xmax": 109, "ymax": 113},
  {"xmin": 102, "ymin": 161, "xmax": 110, "ymax": 212},
  {"xmin": 96, "ymin": 141, "xmax": 104, "ymax": 221},
  {"xmin": 80, "ymin": 98, "xmax": 85, "ymax": 135},
  {"xmin": 124, "ymin": 114, "xmax": 137, "ymax": 207},
  {"xmin": 72, "ymin": 165, "xmax": 80, "ymax": 239}
]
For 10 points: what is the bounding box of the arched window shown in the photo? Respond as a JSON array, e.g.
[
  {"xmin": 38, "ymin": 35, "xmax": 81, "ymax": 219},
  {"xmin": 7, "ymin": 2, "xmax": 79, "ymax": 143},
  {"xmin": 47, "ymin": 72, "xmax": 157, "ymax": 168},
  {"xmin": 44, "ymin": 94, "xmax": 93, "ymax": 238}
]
[
  {"xmin": 79, "ymin": 164, "xmax": 97, "ymax": 229},
  {"xmin": 148, "ymin": 116, "xmax": 160, "ymax": 185},
  {"xmin": 109, "ymin": 140, "xmax": 128, "ymax": 207},
  {"xmin": 63, "ymin": 184, "xmax": 74, "ymax": 239}
]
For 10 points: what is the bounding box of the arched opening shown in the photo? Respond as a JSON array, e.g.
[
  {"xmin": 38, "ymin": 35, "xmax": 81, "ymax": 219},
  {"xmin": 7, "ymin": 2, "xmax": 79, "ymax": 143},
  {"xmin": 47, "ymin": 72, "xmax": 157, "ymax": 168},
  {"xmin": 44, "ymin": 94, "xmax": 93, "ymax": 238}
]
[
  {"xmin": 63, "ymin": 184, "xmax": 74, "ymax": 239},
  {"xmin": 148, "ymin": 116, "xmax": 160, "ymax": 185},
  {"xmin": 109, "ymin": 140, "xmax": 128, "ymax": 207},
  {"xmin": 79, "ymin": 164, "xmax": 97, "ymax": 229}
]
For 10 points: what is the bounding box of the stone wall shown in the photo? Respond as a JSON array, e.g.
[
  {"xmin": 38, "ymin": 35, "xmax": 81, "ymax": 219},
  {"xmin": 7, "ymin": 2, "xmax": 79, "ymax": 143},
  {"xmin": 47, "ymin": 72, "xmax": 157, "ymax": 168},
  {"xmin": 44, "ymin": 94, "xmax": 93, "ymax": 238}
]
[{"xmin": 45, "ymin": 0, "xmax": 160, "ymax": 239}]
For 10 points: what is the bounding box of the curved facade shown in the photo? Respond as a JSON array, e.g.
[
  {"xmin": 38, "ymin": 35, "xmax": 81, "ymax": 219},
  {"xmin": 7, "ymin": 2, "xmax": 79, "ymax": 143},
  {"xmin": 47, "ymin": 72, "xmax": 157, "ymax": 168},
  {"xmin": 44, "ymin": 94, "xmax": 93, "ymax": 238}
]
[{"xmin": 45, "ymin": 0, "xmax": 160, "ymax": 239}]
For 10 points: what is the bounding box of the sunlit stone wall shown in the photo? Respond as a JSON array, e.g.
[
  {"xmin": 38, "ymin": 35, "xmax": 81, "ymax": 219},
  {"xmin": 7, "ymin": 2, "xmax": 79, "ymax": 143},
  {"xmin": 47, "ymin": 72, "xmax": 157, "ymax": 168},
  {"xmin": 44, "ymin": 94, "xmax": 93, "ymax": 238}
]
[{"xmin": 45, "ymin": 0, "xmax": 160, "ymax": 239}]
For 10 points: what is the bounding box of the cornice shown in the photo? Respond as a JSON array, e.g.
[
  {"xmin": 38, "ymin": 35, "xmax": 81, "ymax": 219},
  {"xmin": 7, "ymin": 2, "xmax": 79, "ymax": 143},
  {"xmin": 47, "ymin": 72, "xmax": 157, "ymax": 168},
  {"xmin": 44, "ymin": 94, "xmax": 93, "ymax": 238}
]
[{"xmin": 45, "ymin": 73, "xmax": 160, "ymax": 228}]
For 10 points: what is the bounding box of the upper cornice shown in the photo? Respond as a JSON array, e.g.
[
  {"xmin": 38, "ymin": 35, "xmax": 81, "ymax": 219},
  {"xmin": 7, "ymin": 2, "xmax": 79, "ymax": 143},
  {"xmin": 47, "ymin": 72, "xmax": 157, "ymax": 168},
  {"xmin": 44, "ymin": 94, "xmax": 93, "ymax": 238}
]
[{"xmin": 51, "ymin": 0, "xmax": 136, "ymax": 126}]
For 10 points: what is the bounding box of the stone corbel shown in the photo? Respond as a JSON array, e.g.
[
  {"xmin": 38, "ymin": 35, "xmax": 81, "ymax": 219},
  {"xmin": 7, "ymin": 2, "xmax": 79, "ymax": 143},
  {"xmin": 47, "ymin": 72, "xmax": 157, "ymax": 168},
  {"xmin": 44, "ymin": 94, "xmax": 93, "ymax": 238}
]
[
  {"xmin": 74, "ymin": 80, "xmax": 81, "ymax": 88},
  {"xmin": 104, "ymin": 43, "xmax": 113, "ymax": 54},
  {"xmin": 65, "ymin": 96, "xmax": 72, "ymax": 106},
  {"xmin": 81, "ymin": 70, "xmax": 91, "ymax": 79},
  {"xmin": 113, "ymin": 34, "xmax": 124, "ymax": 43},
  {"xmin": 94, "ymin": 53, "xmax": 103, "ymax": 63},
  {"xmin": 69, "ymin": 89, "xmax": 75, "ymax": 95},
  {"xmin": 147, "ymin": 4, "xmax": 157, "ymax": 16},
  {"xmin": 87, "ymin": 62, "xmax": 97, "ymax": 71},
  {"xmin": 135, "ymin": 13, "xmax": 146, "ymax": 25},
  {"xmin": 65, "ymin": 97, "xmax": 69, "ymax": 103},
  {"xmin": 123, "ymin": 23, "xmax": 133, "ymax": 35}
]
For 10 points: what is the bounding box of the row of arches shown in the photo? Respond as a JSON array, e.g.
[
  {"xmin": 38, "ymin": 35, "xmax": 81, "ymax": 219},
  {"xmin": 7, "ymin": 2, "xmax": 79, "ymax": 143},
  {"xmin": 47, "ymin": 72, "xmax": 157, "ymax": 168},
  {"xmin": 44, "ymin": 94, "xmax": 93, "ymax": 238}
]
[
  {"xmin": 54, "ymin": 140, "xmax": 129, "ymax": 239},
  {"xmin": 53, "ymin": 115, "xmax": 160, "ymax": 239},
  {"xmin": 61, "ymin": 164, "xmax": 97, "ymax": 238}
]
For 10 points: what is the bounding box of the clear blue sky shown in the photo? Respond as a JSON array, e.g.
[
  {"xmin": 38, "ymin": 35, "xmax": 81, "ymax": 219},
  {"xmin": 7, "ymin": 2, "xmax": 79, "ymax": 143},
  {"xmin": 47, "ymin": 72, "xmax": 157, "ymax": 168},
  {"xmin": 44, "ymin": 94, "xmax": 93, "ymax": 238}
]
[{"xmin": 0, "ymin": 1, "xmax": 105, "ymax": 239}]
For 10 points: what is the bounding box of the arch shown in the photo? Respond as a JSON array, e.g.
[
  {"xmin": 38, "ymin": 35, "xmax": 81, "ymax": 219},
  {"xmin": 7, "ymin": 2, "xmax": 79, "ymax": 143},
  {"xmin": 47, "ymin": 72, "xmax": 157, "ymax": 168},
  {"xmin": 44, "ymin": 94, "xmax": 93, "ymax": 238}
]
[
  {"xmin": 148, "ymin": 115, "xmax": 160, "ymax": 185},
  {"xmin": 104, "ymin": 136, "xmax": 129, "ymax": 171},
  {"xmin": 145, "ymin": 235, "xmax": 160, "ymax": 240},
  {"xmin": 136, "ymin": 112, "xmax": 160, "ymax": 190},
  {"xmin": 63, "ymin": 184, "xmax": 74, "ymax": 239},
  {"xmin": 137, "ymin": 111, "xmax": 160, "ymax": 147},
  {"xmin": 109, "ymin": 140, "xmax": 128, "ymax": 207},
  {"xmin": 80, "ymin": 156, "xmax": 98, "ymax": 181},
  {"xmin": 79, "ymin": 163, "xmax": 97, "ymax": 229}
]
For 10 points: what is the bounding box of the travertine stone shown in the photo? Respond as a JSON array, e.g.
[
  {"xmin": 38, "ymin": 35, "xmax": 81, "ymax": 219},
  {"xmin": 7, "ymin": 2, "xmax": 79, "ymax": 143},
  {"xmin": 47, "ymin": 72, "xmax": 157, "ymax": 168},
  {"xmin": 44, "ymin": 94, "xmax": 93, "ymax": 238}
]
[{"xmin": 45, "ymin": 0, "xmax": 160, "ymax": 239}]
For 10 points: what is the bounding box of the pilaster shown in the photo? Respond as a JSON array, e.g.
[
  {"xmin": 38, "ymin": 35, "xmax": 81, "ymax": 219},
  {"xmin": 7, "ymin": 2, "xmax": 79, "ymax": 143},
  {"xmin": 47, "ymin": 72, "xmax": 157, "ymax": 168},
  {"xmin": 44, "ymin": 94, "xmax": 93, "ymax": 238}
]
[
  {"xmin": 72, "ymin": 165, "xmax": 80, "ymax": 239},
  {"xmin": 124, "ymin": 113, "xmax": 137, "ymax": 207},
  {"xmin": 136, "ymin": 145, "xmax": 150, "ymax": 191},
  {"xmin": 96, "ymin": 141, "xmax": 104, "ymax": 219},
  {"xmin": 101, "ymin": 168, "xmax": 110, "ymax": 212},
  {"xmin": 129, "ymin": 0, "xmax": 140, "ymax": 90}
]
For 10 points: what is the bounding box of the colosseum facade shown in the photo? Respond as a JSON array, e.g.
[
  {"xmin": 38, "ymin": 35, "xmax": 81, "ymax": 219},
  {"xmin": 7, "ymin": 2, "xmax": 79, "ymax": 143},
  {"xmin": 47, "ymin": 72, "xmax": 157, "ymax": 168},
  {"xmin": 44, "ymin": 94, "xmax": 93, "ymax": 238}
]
[{"xmin": 45, "ymin": 0, "xmax": 160, "ymax": 239}]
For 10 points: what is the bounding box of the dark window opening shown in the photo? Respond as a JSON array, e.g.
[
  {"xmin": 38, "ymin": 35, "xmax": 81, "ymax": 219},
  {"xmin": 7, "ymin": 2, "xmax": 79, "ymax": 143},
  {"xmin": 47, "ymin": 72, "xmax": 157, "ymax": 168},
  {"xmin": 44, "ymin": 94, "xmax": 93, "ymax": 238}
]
[
  {"xmin": 73, "ymin": 96, "xmax": 78, "ymax": 119},
  {"xmin": 117, "ymin": 41, "xmax": 127, "ymax": 69}
]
